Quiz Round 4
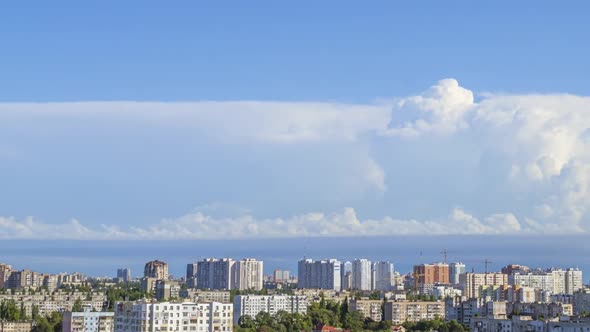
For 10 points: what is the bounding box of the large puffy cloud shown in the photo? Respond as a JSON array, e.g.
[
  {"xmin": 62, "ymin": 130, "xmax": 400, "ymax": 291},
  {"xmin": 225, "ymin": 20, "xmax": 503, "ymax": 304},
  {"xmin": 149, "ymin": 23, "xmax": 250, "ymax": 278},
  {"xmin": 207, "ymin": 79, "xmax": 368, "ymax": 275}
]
[{"xmin": 1, "ymin": 79, "xmax": 590, "ymax": 237}]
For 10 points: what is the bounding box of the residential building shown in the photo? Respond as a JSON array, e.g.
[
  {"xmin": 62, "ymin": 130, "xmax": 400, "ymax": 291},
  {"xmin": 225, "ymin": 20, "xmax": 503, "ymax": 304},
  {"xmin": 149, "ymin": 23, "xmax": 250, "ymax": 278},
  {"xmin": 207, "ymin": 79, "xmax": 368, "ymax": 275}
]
[
  {"xmin": 413, "ymin": 263, "xmax": 449, "ymax": 291},
  {"xmin": 62, "ymin": 307, "xmax": 114, "ymax": 332},
  {"xmin": 143, "ymin": 260, "xmax": 168, "ymax": 280},
  {"xmin": 180, "ymin": 290, "xmax": 231, "ymax": 303},
  {"xmin": 273, "ymin": 269, "xmax": 290, "ymax": 283},
  {"xmin": 459, "ymin": 273, "xmax": 508, "ymax": 299},
  {"xmin": 196, "ymin": 258, "xmax": 235, "ymax": 290},
  {"xmin": 234, "ymin": 258, "xmax": 263, "ymax": 291},
  {"xmin": 448, "ymin": 262, "xmax": 465, "ymax": 286},
  {"xmin": 384, "ymin": 301, "xmax": 445, "ymax": 324},
  {"xmin": 5, "ymin": 270, "xmax": 42, "ymax": 289},
  {"xmin": 116, "ymin": 268, "xmax": 131, "ymax": 283},
  {"xmin": 233, "ymin": 295, "xmax": 308, "ymax": 325},
  {"xmin": 349, "ymin": 299, "xmax": 383, "ymax": 322},
  {"xmin": 352, "ymin": 259, "xmax": 372, "ymax": 291},
  {"xmin": 298, "ymin": 259, "xmax": 341, "ymax": 291},
  {"xmin": 0, "ymin": 263, "xmax": 11, "ymax": 289},
  {"xmin": 186, "ymin": 263, "xmax": 198, "ymax": 288},
  {"xmin": 373, "ymin": 262, "xmax": 395, "ymax": 291},
  {"xmin": 0, "ymin": 320, "xmax": 35, "ymax": 332},
  {"xmin": 155, "ymin": 280, "xmax": 181, "ymax": 301},
  {"xmin": 114, "ymin": 301, "xmax": 233, "ymax": 332}
]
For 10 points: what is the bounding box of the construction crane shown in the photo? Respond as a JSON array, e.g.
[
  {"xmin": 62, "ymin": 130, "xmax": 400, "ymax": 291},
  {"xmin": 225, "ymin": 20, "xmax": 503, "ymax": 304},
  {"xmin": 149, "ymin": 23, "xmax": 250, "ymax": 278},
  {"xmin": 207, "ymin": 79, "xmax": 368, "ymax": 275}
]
[
  {"xmin": 413, "ymin": 272, "xmax": 425, "ymax": 296},
  {"xmin": 484, "ymin": 258, "xmax": 493, "ymax": 274}
]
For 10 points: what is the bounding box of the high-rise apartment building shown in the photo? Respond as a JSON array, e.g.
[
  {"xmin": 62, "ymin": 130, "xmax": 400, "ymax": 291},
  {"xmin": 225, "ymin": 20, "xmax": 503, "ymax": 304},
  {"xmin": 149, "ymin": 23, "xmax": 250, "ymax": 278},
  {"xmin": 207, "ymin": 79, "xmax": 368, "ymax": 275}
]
[
  {"xmin": 352, "ymin": 259, "xmax": 372, "ymax": 291},
  {"xmin": 234, "ymin": 258, "xmax": 264, "ymax": 291},
  {"xmin": 460, "ymin": 273, "xmax": 508, "ymax": 299},
  {"xmin": 196, "ymin": 258, "xmax": 235, "ymax": 290},
  {"xmin": 5, "ymin": 270, "xmax": 42, "ymax": 289},
  {"xmin": 373, "ymin": 261, "xmax": 395, "ymax": 291},
  {"xmin": 143, "ymin": 260, "xmax": 168, "ymax": 280},
  {"xmin": 413, "ymin": 263, "xmax": 450, "ymax": 289},
  {"xmin": 186, "ymin": 263, "xmax": 198, "ymax": 288},
  {"xmin": 449, "ymin": 262, "xmax": 466, "ymax": 286},
  {"xmin": 273, "ymin": 269, "xmax": 290, "ymax": 283},
  {"xmin": 297, "ymin": 259, "xmax": 341, "ymax": 291},
  {"xmin": 116, "ymin": 268, "xmax": 131, "ymax": 283},
  {"xmin": 509, "ymin": 268, "xmax": 583, "ymax": 295},
  {"xmin": 0, "ymin": 263, "xmax": 11, "ymax": 288}
]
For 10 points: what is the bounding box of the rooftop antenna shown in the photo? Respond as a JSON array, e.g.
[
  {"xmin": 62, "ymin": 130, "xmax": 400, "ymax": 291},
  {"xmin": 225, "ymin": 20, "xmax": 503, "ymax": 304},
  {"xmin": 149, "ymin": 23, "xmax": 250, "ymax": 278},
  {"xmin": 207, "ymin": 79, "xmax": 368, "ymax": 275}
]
[{"xmin": 441, "ymin": 249, "xmax": 449, "ymax": 264}]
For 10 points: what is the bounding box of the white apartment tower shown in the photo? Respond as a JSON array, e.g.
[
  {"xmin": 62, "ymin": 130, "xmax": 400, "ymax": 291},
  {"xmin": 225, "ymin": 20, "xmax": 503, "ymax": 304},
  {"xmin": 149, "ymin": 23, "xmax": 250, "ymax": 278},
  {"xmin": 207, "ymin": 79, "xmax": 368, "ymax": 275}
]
[
  {"xmin": 449, "ymin": 262, "xmax": 466, "ymax": 286},
  {"xmin": 234, "ymin": 258, "xmax": 264, "ymax": 291},
  {"xmin": 352, "ymin": 259, "xmax": 372, "ymax": 291},
  {"xmin": 373, "ymin": 261, "xmax": 395, "ymax": 291}
]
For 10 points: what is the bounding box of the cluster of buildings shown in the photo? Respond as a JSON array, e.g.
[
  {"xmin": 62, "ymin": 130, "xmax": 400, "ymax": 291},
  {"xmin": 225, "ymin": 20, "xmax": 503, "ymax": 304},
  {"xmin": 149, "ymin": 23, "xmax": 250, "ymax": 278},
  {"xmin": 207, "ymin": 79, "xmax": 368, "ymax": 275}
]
[
  {"xmin": 297, "ymin": 258, "xmax": 398, "ymax": 291},
  {"xmin": 1, "ymin": 257, "xmax": 590, "ymax": 332},
  {"xmin": 0, "ymin": 263, "xmax": 87, "ymax": 292}
]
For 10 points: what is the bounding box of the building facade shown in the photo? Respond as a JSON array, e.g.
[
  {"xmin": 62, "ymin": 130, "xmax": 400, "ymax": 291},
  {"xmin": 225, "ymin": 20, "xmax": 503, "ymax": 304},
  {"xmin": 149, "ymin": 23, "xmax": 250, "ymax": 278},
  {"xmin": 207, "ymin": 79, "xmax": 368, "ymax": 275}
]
[
  {"xmin": 62, "ymin": 308, "xmax": 115, "ymax": 332},
  {"xmin": 114, "ymin": 301, "xmax": 233, "ymax": 332},
  {"xmin": 196, "ymin": 258, "xmax": 235, "ymax": 290},
  {"xmin": 233, "ymin": 295, "xmax": 308, "ymax": 325},
  {"xmin": 384, "ymin": 301, "xmax": 445, "ymax": 324},
  {"xmin": 143, "ymin": 260, "xmax": 169, "ymax": 280},
  {"xmin": 352, "ymin": 259, "xmax": 372, "ymax": 291},
  {"xmin": 234, "ymin": 259, "xmax": 263, "ymax": 291},
  {"xmin": 297, "ymin": 259, "xmax": 341, "ymax": 291}
]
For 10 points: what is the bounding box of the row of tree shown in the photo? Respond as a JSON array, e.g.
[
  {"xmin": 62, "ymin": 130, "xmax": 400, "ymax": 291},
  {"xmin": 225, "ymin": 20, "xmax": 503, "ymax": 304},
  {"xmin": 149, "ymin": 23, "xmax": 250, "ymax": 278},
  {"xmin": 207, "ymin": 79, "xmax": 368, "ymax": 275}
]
[{"xmin": 235, "ymin": 297, "xmax": 393, "ymax": 332}]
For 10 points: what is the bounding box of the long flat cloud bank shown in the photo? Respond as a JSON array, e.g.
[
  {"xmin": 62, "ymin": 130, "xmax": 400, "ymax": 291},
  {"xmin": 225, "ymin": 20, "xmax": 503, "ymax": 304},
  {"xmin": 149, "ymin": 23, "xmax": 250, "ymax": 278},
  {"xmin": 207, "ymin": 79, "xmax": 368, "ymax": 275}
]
[{"xmin": 1, "ymin": 78, "xmax": 590, "ymax": 238}]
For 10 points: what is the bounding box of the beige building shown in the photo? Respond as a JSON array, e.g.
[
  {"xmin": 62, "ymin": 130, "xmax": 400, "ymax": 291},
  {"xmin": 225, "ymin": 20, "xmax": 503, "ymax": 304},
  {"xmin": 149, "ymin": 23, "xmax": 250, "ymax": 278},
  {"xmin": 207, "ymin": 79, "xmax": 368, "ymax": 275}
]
[
  {"xmin": 349, "ymin": 299, "xmax": 383, "ymax": 322},
  {"xmin": 0, "ymin": 321, "xmax": 35, "ymax": 332},
  {"xmin": 460, "ymin": 273, "xmax": 508, "ymax": 299},
  {"xmin": 180, "ymin": 290, "xmax": 231, "ymax": 303},
  {"xmin": 143, "ymin": 260, "xmax": 168, "ymax": 280},
  {"xmin": 0, "ymin": 264, "xmax": 11, "ymax": 289},
  {"xmin": 384, "ymin": 301, "xmax": 445, "ymax": 324}
]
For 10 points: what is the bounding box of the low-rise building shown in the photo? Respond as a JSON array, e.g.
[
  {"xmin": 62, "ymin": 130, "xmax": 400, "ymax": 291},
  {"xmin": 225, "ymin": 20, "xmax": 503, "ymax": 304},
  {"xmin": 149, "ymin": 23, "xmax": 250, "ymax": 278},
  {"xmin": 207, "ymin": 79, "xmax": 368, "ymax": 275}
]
[
  {"xmin": 233, "ymin": 295, "xmax": 308, "ymax": 325},
  {"xmin": 349, "ymin": 299, "xmax": 383, "ymax": 322},
  {"xmin": 114, "ymin": 301, "xmax": 233, "ymax": 332},
  {"xmin": 62, "ymin": 308, "xmax": 114, "ymax": 332},
  {"xmin": 383, "ymin": 301, "xmax": 445, "ymax": 324},
  {"xmin": 0, "ymin": 321, "xmax": 35, "ymax": 332}
]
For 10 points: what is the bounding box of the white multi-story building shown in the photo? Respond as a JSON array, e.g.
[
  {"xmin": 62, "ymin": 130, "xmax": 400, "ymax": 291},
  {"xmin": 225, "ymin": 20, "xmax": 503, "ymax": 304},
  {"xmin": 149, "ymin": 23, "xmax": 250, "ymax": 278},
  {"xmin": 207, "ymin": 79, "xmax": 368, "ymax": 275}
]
[
  {"xmin": 297, "ymin": 259, "xmax": 341, "ymax": 291},
  {"xmin": 352, "ymin": 259, "xmax": 372, "ymax": 291},
  {"xmin": 196, "ymin": 258, "xmax": 235, "ymax": 290},
  {"xmin": 234, "ymin": 258, "xmax": 263, "ymax": 291},
  {"xmin": 448, "ymin": 262, "xmax": 465, "ymax": 286},
  {"xmin": 510, "ymin": 268, "xmax": 583, "ymax": 295},
  {"xmin": 114, "ymin": 301, "xmax": 233, "ymax": 332},
  {"xmin": 233, "ymin": 295, "xmax": 307, "ymax": 325},
  {"xmin": 373, "ymin": 261, "xmax": 395, "ymax": 291},
  {"xmin": 62, "ymin": 307, "xmax": 114, "ymax": 332}
]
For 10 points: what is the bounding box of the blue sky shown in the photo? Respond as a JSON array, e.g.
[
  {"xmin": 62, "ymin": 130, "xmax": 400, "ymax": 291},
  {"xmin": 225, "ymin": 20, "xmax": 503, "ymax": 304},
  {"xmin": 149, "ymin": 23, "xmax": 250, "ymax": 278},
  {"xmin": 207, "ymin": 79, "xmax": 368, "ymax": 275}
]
[
  {"xmin": 1, "ymin": 2, "xmax": 590, "ymax": 239},
  {"xmin": 1, "ymin": 1, "xmax": 589, "ymax": 102}
]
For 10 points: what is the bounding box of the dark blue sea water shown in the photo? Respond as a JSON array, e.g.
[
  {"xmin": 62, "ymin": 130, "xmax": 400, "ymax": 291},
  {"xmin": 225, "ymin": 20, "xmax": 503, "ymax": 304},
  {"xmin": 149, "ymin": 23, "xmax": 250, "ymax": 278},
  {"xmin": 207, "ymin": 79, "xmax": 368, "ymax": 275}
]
[{"xmin": 0, "ymin": 236, "xmax": 588, "ymax": 282}]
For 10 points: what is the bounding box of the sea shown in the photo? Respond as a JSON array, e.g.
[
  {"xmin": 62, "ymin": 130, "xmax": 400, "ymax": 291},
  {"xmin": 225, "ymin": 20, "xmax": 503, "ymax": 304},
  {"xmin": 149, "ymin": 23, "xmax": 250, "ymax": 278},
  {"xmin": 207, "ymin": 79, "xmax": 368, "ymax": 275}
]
[{"xmin": 0, "ymin": 235, "xmax": 588, "ymax": 281}]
